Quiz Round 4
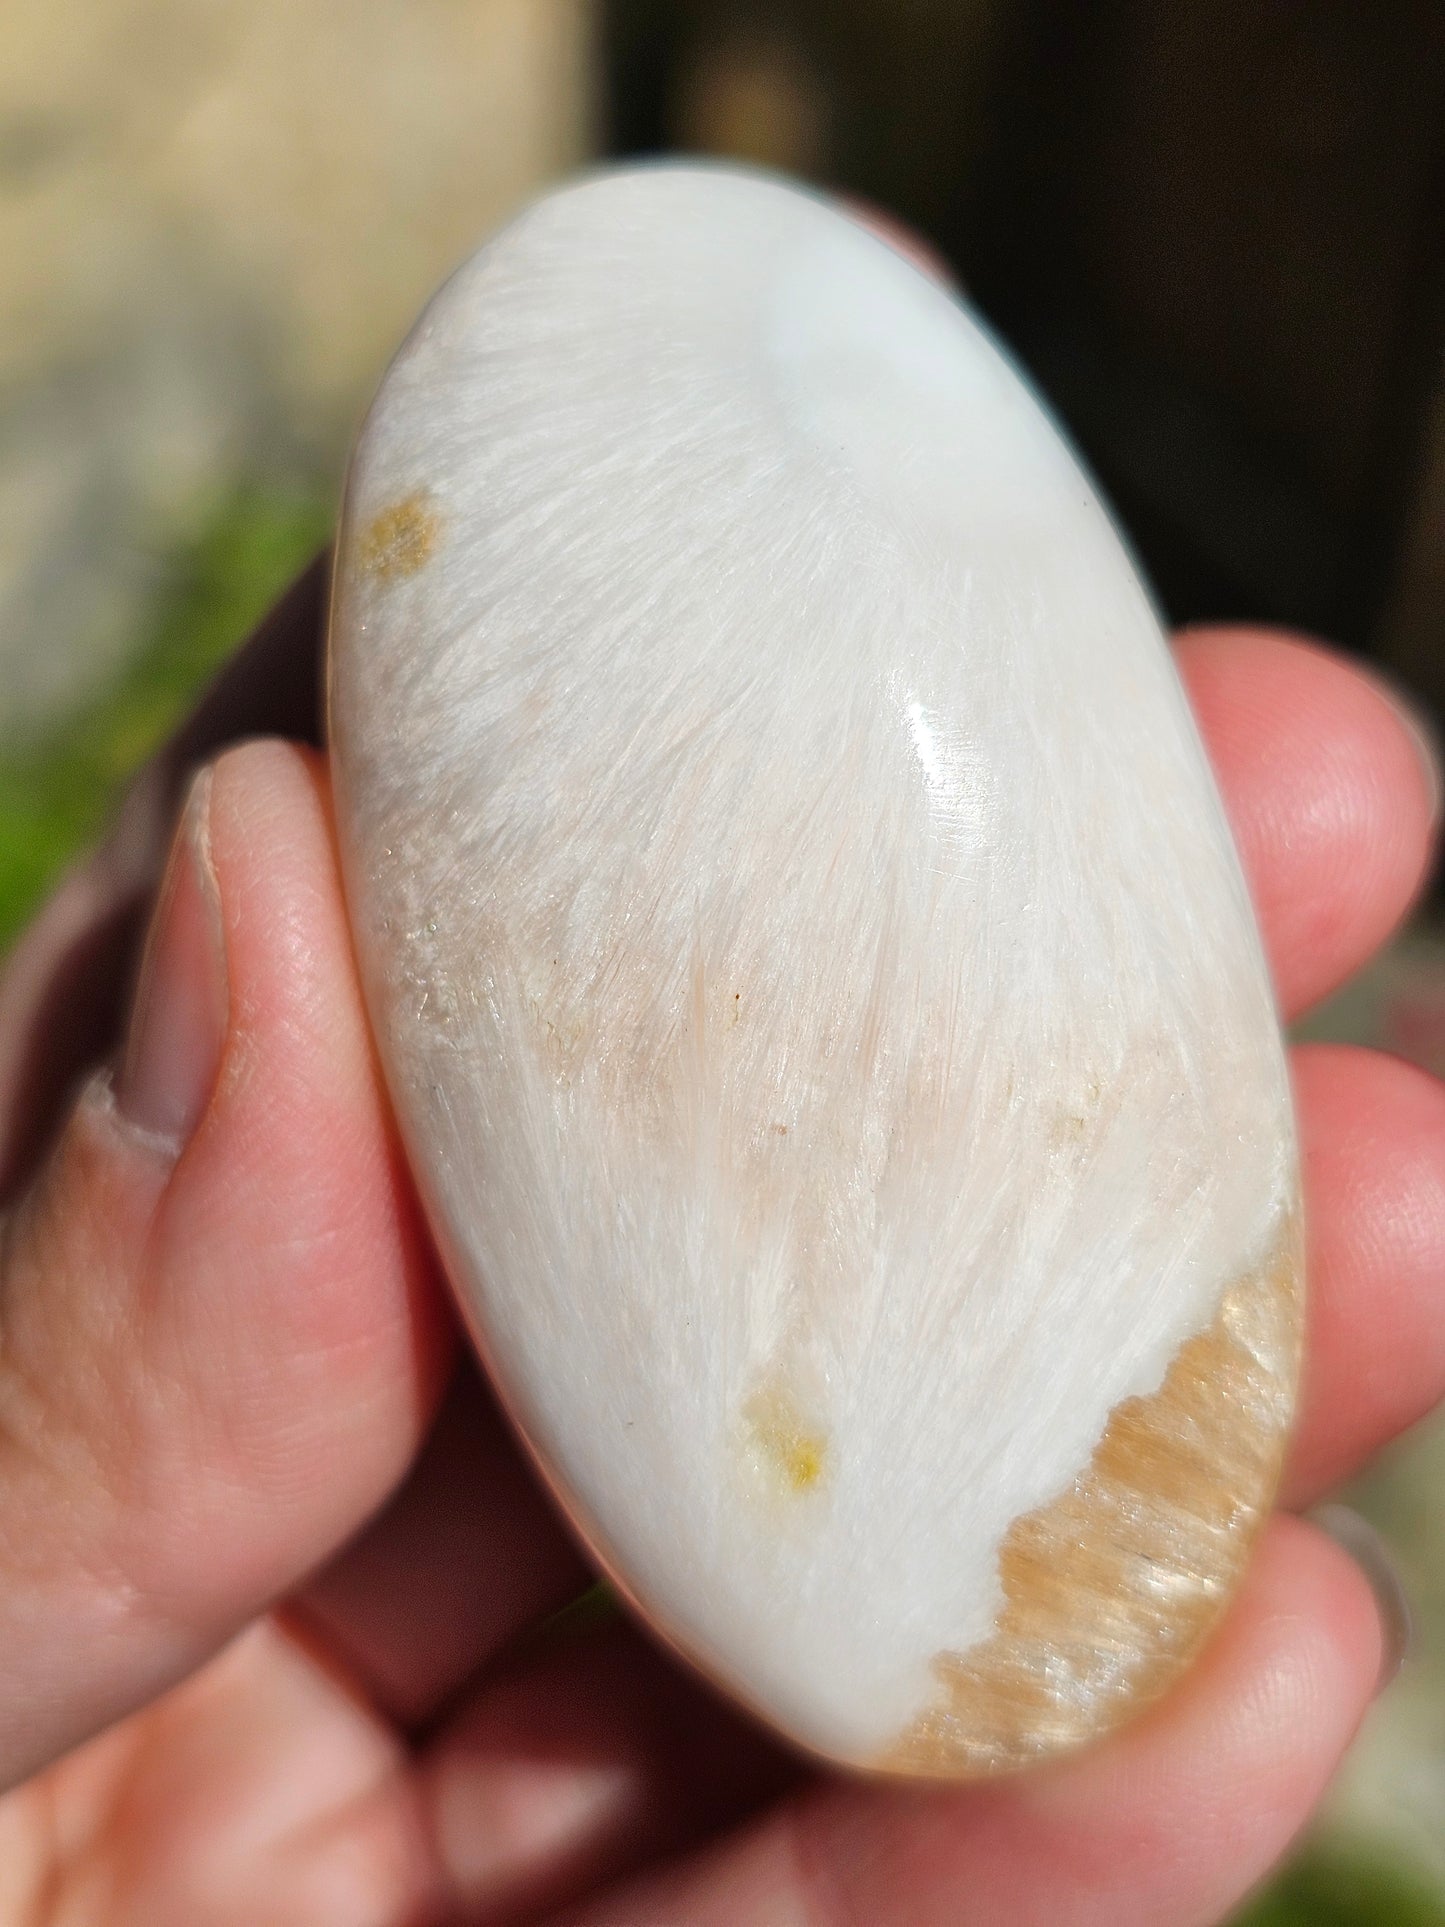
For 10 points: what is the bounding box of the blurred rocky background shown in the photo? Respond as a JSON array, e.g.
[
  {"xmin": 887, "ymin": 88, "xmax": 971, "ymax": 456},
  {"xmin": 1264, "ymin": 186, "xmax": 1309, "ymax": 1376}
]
[
  {"xmin": 0, "ymin": 0, "xmax": 591, "ymax": 728},
  {"xmin": 1, "ymin": 2, "xmax": 1442, "ymax": 1918},
  {"xmin": 0, "ymin": 0, "xmax": 592, "ymax": 921}
]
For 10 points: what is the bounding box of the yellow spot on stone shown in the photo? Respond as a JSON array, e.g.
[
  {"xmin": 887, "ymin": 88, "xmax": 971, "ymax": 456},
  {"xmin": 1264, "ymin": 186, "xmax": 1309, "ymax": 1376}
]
[
  {"xmin": 784, "ymin": 1434, "xmax": 826, "ymax": 1489},
  {"xmin": 359, "ymin": 493, "xmax": 441, "ymax": 581},
  {"xmin": 745, "ymin": 1384, "xmax": 829, "ymax": 1493}
]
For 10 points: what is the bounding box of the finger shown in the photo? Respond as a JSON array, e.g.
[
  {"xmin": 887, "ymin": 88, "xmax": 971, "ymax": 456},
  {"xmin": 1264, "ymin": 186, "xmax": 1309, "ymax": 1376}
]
[
  {"xmin": 1176, "ymin": 627, "xmax": 1438, "ymax": 1020},
  {"xmin": 0, "ymin": 739, "xmax": 450, "ymax": 1790},
  {"xmin": 547, "ymin": 1514, "xmax": 1383, "ymax": 1927},
  {"xmin": 1283, "ymin": 1042, "xmax": 1445, "ymax": 1504},
  {"xmin": 0, "ymin": 556, "xmax": 327, "ymax": 1200},
  {"xmin": 287, "ymin": 1360, "xmax": 591, "ymax": 1728},
  {"xmin": 414, "ymin": 1617, "xmax": 796, "ymax": 1923},
  {"xmin": 845, "ymin": 198, "xmax": 957, "ymax": 285},
  {"xmin": 0, "ymin": 1618, "xmax": 434, "ymax": 1927}
]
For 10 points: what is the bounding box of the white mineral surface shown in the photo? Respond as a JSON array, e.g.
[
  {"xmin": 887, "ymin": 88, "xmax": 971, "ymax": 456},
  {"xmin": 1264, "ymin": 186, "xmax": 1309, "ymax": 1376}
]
[{"xmin": 328, "ymin": 163, "xmax": 1301, "ymax": 1777}]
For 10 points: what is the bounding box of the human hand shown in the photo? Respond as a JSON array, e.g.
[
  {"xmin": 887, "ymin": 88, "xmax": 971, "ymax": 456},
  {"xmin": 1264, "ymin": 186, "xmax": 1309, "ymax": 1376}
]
[{"xmin": 0, "ymin": 555, "xmax": 1439, "ymax": 1922}]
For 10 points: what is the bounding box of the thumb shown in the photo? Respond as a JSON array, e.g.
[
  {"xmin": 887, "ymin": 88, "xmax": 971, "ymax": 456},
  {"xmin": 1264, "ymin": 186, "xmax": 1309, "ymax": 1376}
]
[{"xmin": 0, "ymin": 740, "xmax": 450, "ymax": 1790}]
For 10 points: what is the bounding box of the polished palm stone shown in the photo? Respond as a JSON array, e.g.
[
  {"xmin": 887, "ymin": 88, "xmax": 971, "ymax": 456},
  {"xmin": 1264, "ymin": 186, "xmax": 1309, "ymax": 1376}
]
[{"xmin": 327, "ymin": 163, "xmax": 1301, "ymax": 1778}]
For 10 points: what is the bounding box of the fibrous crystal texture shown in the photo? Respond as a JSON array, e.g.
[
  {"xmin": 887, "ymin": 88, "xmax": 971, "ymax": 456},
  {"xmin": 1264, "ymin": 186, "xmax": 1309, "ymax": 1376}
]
[{"xmin": 328, "ymin": 164, "xmax": 1301, "ymax": 1777}]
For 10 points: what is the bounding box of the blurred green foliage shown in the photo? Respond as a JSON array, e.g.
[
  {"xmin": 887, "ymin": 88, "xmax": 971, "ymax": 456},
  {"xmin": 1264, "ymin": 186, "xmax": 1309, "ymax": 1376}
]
[
  {"xmin": 1235, "ymin": 1842, "xmax": 1445, "ymax": 1925},
  {"xmin": 0, "ymin": 486, "xmax": 1440, "ymax": 1927},
  {"xmin": 0, "ymin": 481, "xmax": 331, "ymax": 950}
]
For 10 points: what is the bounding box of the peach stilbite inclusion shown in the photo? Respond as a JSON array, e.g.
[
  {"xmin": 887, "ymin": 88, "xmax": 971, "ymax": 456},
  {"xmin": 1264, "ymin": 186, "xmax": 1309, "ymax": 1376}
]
[{"xmin": 327, "ymin": 163, "xmax": 1301, "ymax": 1778}]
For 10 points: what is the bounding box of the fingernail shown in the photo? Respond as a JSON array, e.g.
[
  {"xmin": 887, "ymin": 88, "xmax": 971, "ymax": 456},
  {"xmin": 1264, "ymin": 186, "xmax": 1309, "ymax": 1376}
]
[
  {"xmin": 117, "ymin": 768, "xmax": 227, "ymax": 1147},
  {"xmin": 1311, "ymin": 1502, "xmax": 1414, "ymax": 1692},
  {"xmin": 1383, "ymin": 682, "xmax": 1443, "ymax": 832}
]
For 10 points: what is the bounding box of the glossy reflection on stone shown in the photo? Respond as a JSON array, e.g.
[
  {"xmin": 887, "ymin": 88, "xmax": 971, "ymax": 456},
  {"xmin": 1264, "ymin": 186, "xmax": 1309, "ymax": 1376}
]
[{"xmin": 327, "ymin": 163, "xmax": 1302, "ymax": 1778}]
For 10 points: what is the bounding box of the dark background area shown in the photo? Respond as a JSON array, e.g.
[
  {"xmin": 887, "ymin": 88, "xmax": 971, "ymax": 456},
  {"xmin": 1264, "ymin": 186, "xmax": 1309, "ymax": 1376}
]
[{"xmin": 606, "ymin": 0, "xmax": 1445, "ymax": 711}]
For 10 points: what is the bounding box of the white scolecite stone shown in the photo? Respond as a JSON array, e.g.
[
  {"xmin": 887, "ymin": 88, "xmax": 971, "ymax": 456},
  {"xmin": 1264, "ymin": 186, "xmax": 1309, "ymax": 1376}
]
[{"xmin": 328, "ymin": 164, "xmax": 1301, "ymax": 1778}]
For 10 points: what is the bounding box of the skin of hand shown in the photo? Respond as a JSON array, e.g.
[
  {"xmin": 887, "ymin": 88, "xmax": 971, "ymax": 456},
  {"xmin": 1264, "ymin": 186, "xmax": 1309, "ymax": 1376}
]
[{"xmin": 0, "ymin": 455, "xmax": 1441, "ymax": 1923}]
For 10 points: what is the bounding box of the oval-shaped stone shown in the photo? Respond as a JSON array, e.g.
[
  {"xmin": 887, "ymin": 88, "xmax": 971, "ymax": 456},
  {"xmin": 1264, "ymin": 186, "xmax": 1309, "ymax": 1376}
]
[{"xmin": 327, "ymin": 164, "xmax": 1301, "ymax": 1778}]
